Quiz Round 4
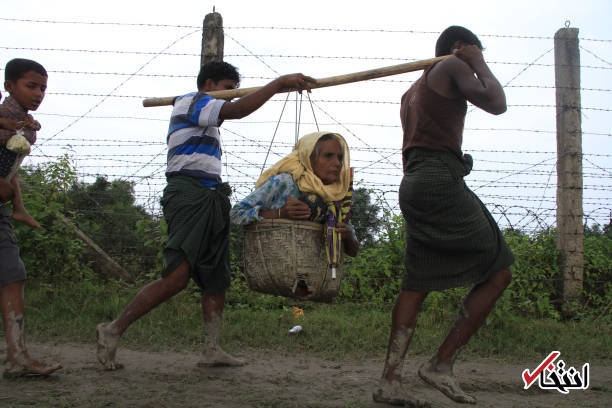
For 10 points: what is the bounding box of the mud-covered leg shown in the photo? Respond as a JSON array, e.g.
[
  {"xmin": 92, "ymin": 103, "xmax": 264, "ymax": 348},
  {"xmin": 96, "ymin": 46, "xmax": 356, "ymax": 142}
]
[
  {"xmin": 419, "ymin": 268, "xmax": 512, "ymax": 404},
  {"xmin": 96, "ymin": 322, "xmax": 123, "ymax": 370},
  {"xmin": 418, "ymin": 338, "xmax": 475, "ymax": 403},
  {"xmin": 198, "ymin": 293, "xmax": 244, "ymax": 367},
  {"xmin": 2, "ymin": 281, "xmax": 61, "ymax": 378},
  {"xmin": 374, "ymin": 291, "xmax": 428, "ymax": 406},
  {"xmin": 96, "ymin": 261, "xmax": 190, "ymax": 370}
]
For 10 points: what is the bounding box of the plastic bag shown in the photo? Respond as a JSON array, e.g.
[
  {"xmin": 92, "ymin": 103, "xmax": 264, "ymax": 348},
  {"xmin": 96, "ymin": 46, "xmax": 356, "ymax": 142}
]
[{"xmin": 6, "ymin": 129, "xmax": 31, "ymax": 155}]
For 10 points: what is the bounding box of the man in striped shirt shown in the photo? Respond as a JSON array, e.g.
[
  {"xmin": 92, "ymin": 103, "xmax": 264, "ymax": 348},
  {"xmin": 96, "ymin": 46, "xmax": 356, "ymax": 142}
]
[
  {"xmin": 165, "ymin": 64, "xmax": 237, "ymax": 187},
  {"xmin": 96, "ymin": 61, "xmax": 316, "ymax": 370}
]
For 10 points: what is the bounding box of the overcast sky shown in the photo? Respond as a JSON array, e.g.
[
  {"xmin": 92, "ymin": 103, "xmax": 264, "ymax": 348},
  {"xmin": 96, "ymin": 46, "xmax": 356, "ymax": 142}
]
[{"xmin": 2, "ymin": 0, "xmax": 611, "ymax": 230}]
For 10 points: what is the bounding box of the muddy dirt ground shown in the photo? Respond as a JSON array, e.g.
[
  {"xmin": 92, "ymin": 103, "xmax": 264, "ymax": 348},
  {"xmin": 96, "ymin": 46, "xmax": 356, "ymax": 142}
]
[{"xmin": 0, "ymin": 342, "xmax": 609, "ymax": 407}]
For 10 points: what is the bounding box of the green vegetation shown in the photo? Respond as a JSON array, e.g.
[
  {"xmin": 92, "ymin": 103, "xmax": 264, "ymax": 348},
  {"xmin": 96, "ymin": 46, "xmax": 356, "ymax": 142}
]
[
  {"xmin": 23, "ymin": 279, "xmax": 611, "ymax": 364},
  {"xmin": 7, "ymin": 155, "xmax": 612, "ymax": 364}
]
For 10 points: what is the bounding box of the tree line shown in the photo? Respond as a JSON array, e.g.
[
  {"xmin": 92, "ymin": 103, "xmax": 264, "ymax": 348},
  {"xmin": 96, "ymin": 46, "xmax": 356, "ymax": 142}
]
[{"xmin": 13, "ymin": 156, "xmax": 611, "ymax": 320}]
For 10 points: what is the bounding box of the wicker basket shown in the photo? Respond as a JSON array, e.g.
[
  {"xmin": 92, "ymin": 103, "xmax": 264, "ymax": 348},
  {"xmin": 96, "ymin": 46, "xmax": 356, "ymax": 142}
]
[{"xmin": 243, "ymin": 219, "xmax": 343, "ymax": 301}]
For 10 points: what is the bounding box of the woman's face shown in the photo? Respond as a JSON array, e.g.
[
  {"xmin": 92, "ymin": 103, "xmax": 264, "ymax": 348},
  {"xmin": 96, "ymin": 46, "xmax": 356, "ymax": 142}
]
[{"xmin": 311, "ymin": 138, "xmax": 343, "ymax": 185}]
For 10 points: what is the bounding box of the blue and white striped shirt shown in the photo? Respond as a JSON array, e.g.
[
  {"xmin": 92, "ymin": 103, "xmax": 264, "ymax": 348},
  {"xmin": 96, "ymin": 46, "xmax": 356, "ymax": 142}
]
[{"xmin": 166, "ymin": 92, "xmax": 226, "ymax": 187}]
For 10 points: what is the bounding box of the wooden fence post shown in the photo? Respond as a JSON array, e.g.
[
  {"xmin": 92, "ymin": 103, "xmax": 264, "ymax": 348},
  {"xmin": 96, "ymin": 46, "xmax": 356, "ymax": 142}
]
[
  {"xmin": 554, "ymin": 26, "xmax": 583, "ymax": 316},
  {"xmin": 201, "ymin": 10, "xmax": 224, "ymax": 65}
]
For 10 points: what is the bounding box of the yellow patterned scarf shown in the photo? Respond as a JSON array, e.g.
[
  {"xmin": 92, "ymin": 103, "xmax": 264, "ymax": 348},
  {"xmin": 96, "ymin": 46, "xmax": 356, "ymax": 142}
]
[{"xmin": 325, "ymin": 169, "xmax": 354, "ymax": 273}]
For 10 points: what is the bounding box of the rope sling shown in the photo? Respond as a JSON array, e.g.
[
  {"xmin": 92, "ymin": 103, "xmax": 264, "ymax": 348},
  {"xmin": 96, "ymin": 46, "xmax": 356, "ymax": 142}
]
[
  {"xmin": 143, "ymin": 56, "xmax": 452, "ymax": 300},
  {"xmin": 244, "ymin": 92, "xmax": 351, "ymax": 301}
]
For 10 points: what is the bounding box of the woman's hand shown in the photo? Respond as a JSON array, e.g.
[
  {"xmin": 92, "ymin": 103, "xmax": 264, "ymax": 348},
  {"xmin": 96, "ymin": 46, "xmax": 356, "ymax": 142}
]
[
  {"xmin": 284, "ymin": 197, "xmax": 311, "ymax": 220},
  {"xmin": 334, "ymin": 220, "xmax": 352, "ymax": 235},
  {"xmin": 336, "ymin": 214, "xmax": 359, "ymax": 257},
  {"xmin": 259, "ymin": 197, "xmax": 311, "ymax": 220}
]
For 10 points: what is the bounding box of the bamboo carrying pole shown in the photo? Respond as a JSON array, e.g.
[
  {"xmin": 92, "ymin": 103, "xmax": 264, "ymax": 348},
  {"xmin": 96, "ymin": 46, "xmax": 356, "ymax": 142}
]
[{"xmin": 142, "ymin": 55, "xmax": 452, "ymax": 107}]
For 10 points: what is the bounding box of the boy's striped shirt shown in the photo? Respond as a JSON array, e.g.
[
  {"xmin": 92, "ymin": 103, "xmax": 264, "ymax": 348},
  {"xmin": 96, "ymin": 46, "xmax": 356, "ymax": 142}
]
[{"xmin": 166, "ymin": 92, "xmax": 226, "ymax": 187}]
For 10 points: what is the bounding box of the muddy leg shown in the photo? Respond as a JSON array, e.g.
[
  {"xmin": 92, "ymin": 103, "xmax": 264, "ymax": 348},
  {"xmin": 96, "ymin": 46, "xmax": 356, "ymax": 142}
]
[
  {"xmin": 1, "ymin": 281, "xmax": 61, "ymax": 378},
  {"xmin": 198, "ymin": 292, "xmax": 244, "ymax": 367},
  {"xmin": 96, "ymin": 322, "xmax": 123, "ymax": 371},
  {"xmin": 96, "ymin": 261, "xmax": 190, "ymax": 370},
  {"xmin": 419, "ymin": 268, "xmax": 512, "ymax": 404},
  {"xmin": 374, "ymin": 291, "xmax": 428, "ymax": 406},
  {"xmin": 418, "ymin": 327, "xmax": 475, "ymax": 403}
]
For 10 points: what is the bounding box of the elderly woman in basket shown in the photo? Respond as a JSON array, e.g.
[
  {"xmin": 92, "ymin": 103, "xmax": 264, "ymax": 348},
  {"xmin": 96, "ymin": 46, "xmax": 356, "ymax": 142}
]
[{"xmin": 231, "ymin": 131, "xmax": 359, "ymax": 260}]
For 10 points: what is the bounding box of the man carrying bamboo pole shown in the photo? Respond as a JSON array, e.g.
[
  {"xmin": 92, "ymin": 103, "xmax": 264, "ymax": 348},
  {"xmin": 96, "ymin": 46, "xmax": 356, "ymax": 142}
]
[
  {"xmin": 374, "ymin": 26, "xmax": 514, "ymax": 406},
  {"xmin": 96, "ymin": 61, "xmax": 316, "ymax": 370}
]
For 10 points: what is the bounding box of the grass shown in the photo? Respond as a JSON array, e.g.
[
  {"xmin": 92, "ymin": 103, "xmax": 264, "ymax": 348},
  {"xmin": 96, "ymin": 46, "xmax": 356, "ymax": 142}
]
[{"xmin": 12, "ymin": 278, "xmax": 612, "ymax": 365}]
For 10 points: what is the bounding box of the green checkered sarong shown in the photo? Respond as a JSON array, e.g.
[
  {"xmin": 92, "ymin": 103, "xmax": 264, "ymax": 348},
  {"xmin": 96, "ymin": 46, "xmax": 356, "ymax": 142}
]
[
  {"xmin": 399, "ymin": 148, "xmax": 514, "ymax": 292},
  {"xmin": 161, "ymin": 175, "xmax": 232, "ymax": 293}
]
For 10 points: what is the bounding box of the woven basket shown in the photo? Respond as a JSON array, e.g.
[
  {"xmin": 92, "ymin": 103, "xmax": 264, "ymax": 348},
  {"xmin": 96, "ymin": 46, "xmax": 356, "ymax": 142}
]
[{"xmin": 243, "ymin": 219, "xmax": 343, "ymax": 301}]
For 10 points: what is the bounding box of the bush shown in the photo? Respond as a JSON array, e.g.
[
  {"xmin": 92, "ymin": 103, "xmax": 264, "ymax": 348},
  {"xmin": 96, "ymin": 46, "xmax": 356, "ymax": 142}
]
[
  {"xmin": 337, "ymin": 217, "xmax": 610, "ymax": 320},
  {"xmin": 340, "ymin": 213, "xmax": 404, "ymax": 304},
  {"xmin": 582, "ymin": 231, "xmax": 611, "ymax": 319},
  {"xmin": 503, "ymin": 228, "xmax": 561, "ymax": 319},
  {"xmin": 12, "ymin": 156, "xmax": 611, "ymax": 322},
  {"xmin": 15, "ymin": 154, "xmax": 94, "ymax": 283}
]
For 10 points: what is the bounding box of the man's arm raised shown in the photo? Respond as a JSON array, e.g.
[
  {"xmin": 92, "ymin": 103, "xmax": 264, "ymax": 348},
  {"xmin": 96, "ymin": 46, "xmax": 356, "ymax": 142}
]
[
  {"xmin": 449, "ymin": 44, "xmax": 507, "ymax": 115},
  {"xmin": 219, "ymin": 74, "xmax": 316, "ymax": 120}
]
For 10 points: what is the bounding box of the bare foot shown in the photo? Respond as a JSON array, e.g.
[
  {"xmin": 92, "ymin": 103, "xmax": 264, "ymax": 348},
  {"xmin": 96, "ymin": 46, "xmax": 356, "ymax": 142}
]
[
  {"xmin": 11, "ymin": 209, "xmax": 41, "ymax": 229},
  {"xmin": 3, "ymin": 353, "xmax": 62, "ymax": 378},
  {"xmin": 96, "ymin": 323, "xmax": 123, "ymax": 370},
  {"xmin": 372, "ymin": 379, "xmax": 430, "ymax": 407},
  {"xmin": 418, "ymin": 361, "xmax": 476, "ymax": 404},
  {"xmin": 197, "ymin": 346, "xmax": 245, "ymax": 367}
]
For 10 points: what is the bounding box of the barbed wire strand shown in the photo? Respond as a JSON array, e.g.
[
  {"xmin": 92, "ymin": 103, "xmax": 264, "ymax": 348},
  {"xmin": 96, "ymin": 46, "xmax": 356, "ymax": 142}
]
[
  {"xmin": 259, "ymin": 92, "xmax": 291, "ymax": 177},
  {"xmin": 35, "ymin": 28, "xmax": 200, "ymax": 149},
  {"xmin": 580, "ymin": 45, "xmax": 612, "ymax": 66},
  {"xmin": 223, "ymin": 32, "xmax": 403, "ymax": 173},
  {"xmin": 2, "ymin": 17, "xmax": 608, "ymax": 231},
  {"xmin": 2, "ymin": 17, "xmax": 611, "ymax": 42}
]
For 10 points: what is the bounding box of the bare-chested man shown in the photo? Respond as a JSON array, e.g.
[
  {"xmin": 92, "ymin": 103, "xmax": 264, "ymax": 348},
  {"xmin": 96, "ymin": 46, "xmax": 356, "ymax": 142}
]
[{"xmin": 373, "ymin": 26, "xmax": 514, "ymax": 406}]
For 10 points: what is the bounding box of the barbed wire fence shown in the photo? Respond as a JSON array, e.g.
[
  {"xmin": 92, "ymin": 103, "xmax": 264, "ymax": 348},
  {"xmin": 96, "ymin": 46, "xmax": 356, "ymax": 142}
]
[{"xmin": 1, "ymin": 17, "xmax": 610, "ymax": 295}]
